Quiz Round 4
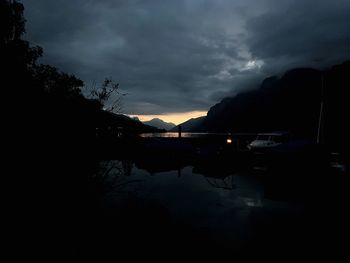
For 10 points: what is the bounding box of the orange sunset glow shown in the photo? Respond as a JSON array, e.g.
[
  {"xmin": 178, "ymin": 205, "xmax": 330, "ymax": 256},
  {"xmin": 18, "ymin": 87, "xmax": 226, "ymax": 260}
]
[{"xmin": 129, "ymin": 111, "xmax": 207, "ymax": 125}]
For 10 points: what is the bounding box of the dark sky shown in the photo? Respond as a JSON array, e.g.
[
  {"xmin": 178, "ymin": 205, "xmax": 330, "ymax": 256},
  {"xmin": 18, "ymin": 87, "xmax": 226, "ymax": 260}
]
[{"xmin": 22, "ymin": 0, "xmax": 350, "ymax": 117}]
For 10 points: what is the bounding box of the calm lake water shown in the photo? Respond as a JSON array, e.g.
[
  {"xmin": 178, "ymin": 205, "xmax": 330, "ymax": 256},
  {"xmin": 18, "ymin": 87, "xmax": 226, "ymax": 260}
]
[
  {"xmin": 139, "ymin": 132, "xmax": 260, "ymax": 138},
  {"xmin": 100, "ymin": 160, "xmax": 312, "ymax": 250},
  {"xmin": 89, "ymin": 152, "xmax": 350, "ymax": 259},
  {"xmin": 140, "ymin": 132, "xmax": 231, "ymax": 138}
]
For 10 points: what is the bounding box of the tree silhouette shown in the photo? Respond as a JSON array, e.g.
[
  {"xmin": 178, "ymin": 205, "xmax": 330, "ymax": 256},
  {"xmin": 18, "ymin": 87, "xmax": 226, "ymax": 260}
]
[
  {"xmin": 33, "ymin": 64, "xmax": 84, "ymax": 98},
  {"xmin": 1, "ymin": 0, "xmax": 25, "ymax": 43},
  {"xmin": 1, "ymin": 0, "xmax": 42, "ymax": 72},
  {"xmin": 89, "ymin": 78, "xmax": 126, "ymax": 113}
]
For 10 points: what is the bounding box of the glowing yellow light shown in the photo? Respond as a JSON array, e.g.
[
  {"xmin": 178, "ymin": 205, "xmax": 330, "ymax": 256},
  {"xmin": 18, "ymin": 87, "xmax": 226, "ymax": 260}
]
[{"xmin": 226, "ymin": 138, "xmax": 232, "ymax": 144}]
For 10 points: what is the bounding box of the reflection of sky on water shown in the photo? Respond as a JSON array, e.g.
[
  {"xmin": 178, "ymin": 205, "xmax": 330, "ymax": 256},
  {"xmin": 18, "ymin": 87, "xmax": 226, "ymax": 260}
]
[
  {"xmin": 140, "ymin": 132, "xmax": 231, "ymax": 138},
  {"xmin": 104, "ymin": 162, "xmax": 306, "ymax": 245}
]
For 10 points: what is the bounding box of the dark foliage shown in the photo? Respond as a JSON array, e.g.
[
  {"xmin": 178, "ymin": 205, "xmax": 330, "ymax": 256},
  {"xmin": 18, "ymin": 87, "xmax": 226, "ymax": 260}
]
[{"xmin": 1, "ymin": 1, "xmax": 159, "ymax": 258}]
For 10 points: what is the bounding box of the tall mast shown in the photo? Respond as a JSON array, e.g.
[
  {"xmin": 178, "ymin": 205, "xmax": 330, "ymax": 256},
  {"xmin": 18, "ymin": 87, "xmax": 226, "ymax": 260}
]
[{"xmin": 317, "ymin": 75, "xmax": 324, "ymax": 144}]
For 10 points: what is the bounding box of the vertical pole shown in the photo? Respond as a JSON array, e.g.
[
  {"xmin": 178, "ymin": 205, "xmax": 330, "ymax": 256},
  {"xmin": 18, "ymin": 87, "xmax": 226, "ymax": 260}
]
[
  {"xmin": 317, "ymin": 75, "xmax": 324, "ymax": 144},
  {"xmin": 178, "ymin": 125, "xmax": 182, "ymax": 138},
  {"xmin": 177, "ymin": 168, "xmax": 182, "ymax": 177}
]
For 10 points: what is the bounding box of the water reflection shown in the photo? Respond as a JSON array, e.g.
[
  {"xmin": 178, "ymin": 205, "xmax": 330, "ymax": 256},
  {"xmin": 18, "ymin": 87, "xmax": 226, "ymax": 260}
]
[
  {"xmin": 202, "ymin": 175, "xmax": 236, "ymax": 190},
  {"xmin": 101, "ymin": 157, "xmax": 314, "ymax": 207},
  {"xmin": 90, "ymin": 155, "xmax": 349, "ymax": 258},
  {"xmin": 98, "ymin": 158, "xmax": 297, "ymax": 248},
  {"xmin": 140, "ymin": 132, "xmax": 231, "ymax": 138}
]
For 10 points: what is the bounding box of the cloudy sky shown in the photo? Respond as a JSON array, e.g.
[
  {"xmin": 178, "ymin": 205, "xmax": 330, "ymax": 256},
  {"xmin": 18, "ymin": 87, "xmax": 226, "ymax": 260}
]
[{"xmin": 22, "ymin": 0, "xmax": 350, "ymax": 124}]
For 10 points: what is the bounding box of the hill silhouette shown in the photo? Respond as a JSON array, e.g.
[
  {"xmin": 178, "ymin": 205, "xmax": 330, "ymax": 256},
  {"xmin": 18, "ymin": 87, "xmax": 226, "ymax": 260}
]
[
  {"xmin": 170, "ymin": 116, "xmax": 206, "ymax": 132},
  {"xmin": 189, "ymin": 60, "xmax": 350, "ymax": 151},
  {"xmin": 143, "ymin": 118, "xmax": 176, "ymax": 131}
]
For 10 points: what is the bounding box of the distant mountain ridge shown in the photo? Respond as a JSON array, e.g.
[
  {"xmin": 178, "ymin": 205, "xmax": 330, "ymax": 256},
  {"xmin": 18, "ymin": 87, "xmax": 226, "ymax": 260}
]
[
  {"xmin": 98, "ymin": 112, "xmax": 163, "ymax": 133},
  {"xmin": 143, "ymin": 118, "xmax": 176, "ymax": 131},
  {"xmin": 182, "ymin": 60, "xmax": 350, "ymax": 148},
  {"xmin": 170, "ymin": 116, "xmax": 206, "ymax": 132}
]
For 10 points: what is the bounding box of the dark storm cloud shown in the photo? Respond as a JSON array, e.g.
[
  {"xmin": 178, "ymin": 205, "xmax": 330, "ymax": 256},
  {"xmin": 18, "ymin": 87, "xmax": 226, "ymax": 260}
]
[
  {"xmin": 246, "ymin": 0, "xmax": 350, "ymax": 73},
  {"xmin": 22, "ymin": 0, "xmax": 350, "ymax": 114}
]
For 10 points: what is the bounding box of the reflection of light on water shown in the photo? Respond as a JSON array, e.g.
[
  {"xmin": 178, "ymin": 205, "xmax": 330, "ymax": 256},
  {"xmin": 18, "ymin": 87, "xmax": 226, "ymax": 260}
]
[
  {"xmin": 205, "ymin": 176, "xmax": 235, "ymax": 190},
  {"xmin": 103, "ymin": 163, "xmax": 310, "ymax": 249},
  {"xmin": 243, "ymin": 198, "xmax": 263, "ymax": 207},
  {"xmin": 140, "ymin": 132, "xmax": 181, "ymax": 138},
  {"xmin": 140, "ymin": 132, "xmax": 231, "ymax": 138}
]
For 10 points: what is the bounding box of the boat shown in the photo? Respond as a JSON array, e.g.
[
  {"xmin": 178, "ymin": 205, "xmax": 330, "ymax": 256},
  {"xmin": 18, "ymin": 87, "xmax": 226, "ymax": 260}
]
[{"xmin": 247, "ymin": 132, "xmax": 290, "ymax": 152}]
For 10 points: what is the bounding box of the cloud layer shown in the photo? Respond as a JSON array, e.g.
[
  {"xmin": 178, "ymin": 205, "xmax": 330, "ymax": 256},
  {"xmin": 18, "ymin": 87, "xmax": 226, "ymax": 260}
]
[{"xmin": 22, "ymin": 0, "xmax": 350, "ymax": 114}]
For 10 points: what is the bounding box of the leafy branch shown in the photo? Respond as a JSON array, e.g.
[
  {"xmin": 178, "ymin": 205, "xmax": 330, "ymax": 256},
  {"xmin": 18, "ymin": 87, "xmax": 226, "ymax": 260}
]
[{"xmin": 89, "ymin": 78, "xmax": 127, "ymax": 113}]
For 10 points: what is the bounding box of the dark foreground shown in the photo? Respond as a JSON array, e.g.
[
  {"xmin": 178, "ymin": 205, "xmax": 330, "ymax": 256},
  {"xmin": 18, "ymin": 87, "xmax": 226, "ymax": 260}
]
[
  {"xmin": 13, "ymin": 135, "xmax": 349, "ymax": 260},
  {"xmin": 83, "ymin": 138, "xmax": 349, "ymax": 260}
]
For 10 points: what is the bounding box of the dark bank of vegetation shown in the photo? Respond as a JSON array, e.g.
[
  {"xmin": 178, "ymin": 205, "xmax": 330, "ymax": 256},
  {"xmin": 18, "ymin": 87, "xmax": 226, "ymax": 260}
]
[
  {"xmin": 1, "ymin": 0, "xmax": 161, "ymax": 258},
  {"xmin": 1, "ymin": 0, "xmax": 160, "ymax": 149}
]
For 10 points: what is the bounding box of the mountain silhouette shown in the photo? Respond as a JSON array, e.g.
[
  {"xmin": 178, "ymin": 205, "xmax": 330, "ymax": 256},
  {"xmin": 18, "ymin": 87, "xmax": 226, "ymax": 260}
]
[
  {"xmin": 188, "ymin": 60, "xmax": 350, "ymax": 150},
  {"xmin": 99, "ymin": 112, "xmax": 163, "ymax": 134},
  {"xmin": 143, "ymin": 118, "xmax": 176, "ymax": 131},
  {"xmin": 170, "ymin": 116, "xmax": 206, "ymax": 132}
]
